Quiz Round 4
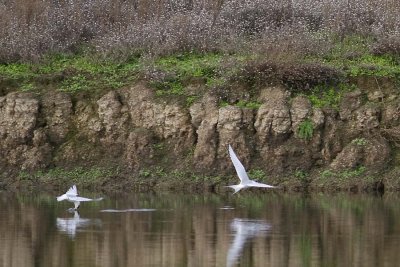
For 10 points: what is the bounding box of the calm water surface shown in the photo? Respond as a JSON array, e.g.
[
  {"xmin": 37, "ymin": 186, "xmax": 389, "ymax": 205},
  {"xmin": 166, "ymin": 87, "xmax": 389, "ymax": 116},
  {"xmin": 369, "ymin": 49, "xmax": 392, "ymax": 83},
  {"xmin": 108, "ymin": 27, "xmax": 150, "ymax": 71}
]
[{"xmin": 1, "ymin": 191, "xmax": 400, "ymax": 267}]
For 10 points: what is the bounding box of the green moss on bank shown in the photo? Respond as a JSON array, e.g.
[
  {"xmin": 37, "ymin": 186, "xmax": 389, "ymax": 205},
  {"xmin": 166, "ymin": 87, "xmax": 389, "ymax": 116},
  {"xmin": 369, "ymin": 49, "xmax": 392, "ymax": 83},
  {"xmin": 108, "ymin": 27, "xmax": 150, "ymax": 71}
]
[
  {"xmin": 1, "ymin": 35, "xmax": 399, "ymax": 108},
  {"xmin": 0, "ymin": 53, "xmax": 140, "ymax": 95},
  {"xmin": 18, "ymin": 166, "xmax": 121, "ymax": 189},
  {"xmin": 3, "ymin": 164, "xmax": 389, "ymax": 194}
]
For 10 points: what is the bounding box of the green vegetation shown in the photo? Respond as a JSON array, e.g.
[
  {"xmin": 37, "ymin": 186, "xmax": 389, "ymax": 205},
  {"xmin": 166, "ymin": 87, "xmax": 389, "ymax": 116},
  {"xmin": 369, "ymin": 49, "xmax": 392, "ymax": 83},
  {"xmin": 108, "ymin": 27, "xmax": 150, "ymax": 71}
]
[
  {"xmin": 294, "ymin": 170, "xmax": 309, "ymax": 181},
  {"xmin": 154, "ymin": 166, "xmax": 167, "ymax": 177},
  {"xmin": 351, "ymin": 138, "xmax": 368, "ymax": 146},
  {"xmin": 0, "ymin": 51, "xmax": 233, "ymax": 104},
  {"xmin": 0, "ymin": 53, "xmax": 140, "ymax": 94},
  {"xmin": 318, "ymin": 35, "xmax": 400, "ymax": 78},
  {"xmin": 152, "ymin": 78, "xmax": 185, "ymax": 96},
  {"xmin": 0, "ymin": 34, "xmax": 399, "ymax": 110},
  {"xmin": 0, "ymin": 63, "xmax": 33, "ymax": 79},
  {"xmin": 340, "ymin": 166, "xmax": 367, "ymax": 179},
  {"xmin": 298, "ymin": 119, "xmax": 314, "ymax": 140},
  {"xmin": 321, "ymin": 35, "xmax": 373, "ymax": 62},
  {"xmin": 320, "ymin": 169, "xmax": 335, "ymax": 179},
  {"xmin": 235, "ymin": 100, "xmax": 262, "ymax": 109},
  {"xmin": 152, "ymin": 142, "xmax": 165, "ymax": 151},
  {"xmin": 319, "ymin": 166, "xmax": 367, "ymax": 180},
  {"xmin": 155, "ymin": 53, "xmax": 221, "ymax": 81},
  {"xmin": 60, "ymin": 74, "xmax": 91, "ymax": 92},
  {"xmin": 312, "ymin": 166, "xmax": 375, "ymax": 191},
  {"xmin": 20, "ymin": 82, "xmax": 35, "ymax": 92},
  {"xmin": 307, "ymin": 83, "xmax": 356, "ymax": 110},
  {"xmin": 186, "ymin": 95, "xmax": 200, "ymax": 106},
  {"xmin": 248, "ymin": 169, "xmax": 266, "ymax": 180},
  {"xmin": 347, "ymin": 54, "xmax": 400, "ymax": 78},
  {"xmin": 151, "ymin": 52, "xmax": 222, "ymax": 96},
  {"xmin": 138, "ymin": 167, "xmax": 222, "ymax": 182},
  {"xmin": 18, "ymin": 166, "xmax": 120, "ymax": 188},
  {"xmin": 139, "ymin": 169, "xmax": 152, "ymax": 178}
]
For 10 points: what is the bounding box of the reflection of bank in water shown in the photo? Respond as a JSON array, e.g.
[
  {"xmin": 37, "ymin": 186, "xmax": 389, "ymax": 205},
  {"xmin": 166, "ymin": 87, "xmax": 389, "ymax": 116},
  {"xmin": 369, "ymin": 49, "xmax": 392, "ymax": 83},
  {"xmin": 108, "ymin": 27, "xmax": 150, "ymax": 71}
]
[
  {"xmin": 56, "ymin": 211, "xmax": 102, "ymax": 239},
  {"xmin": 227, "ymin": 218, "xmax": 271, "ymax": 267}
]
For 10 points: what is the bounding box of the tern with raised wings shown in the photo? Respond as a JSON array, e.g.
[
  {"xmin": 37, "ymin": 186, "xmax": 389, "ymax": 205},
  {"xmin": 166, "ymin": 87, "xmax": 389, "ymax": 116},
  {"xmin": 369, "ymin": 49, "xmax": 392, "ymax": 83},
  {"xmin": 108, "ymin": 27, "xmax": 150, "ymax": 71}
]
[
  {"xmin": 57, "ymin": 185, "xmax": 103, "ymax": 210},
  {"xmin": 227, "ymin": 145, "xmax": 276, "ymax": 194}
]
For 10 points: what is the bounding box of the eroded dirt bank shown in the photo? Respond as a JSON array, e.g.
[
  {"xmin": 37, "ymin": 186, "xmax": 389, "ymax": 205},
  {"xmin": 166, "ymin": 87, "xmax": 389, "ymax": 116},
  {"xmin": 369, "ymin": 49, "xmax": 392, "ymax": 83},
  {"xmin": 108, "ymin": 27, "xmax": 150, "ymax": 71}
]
[{"xmin": 1, "ymin": 77, "xmax": 400, "ymax": 193}]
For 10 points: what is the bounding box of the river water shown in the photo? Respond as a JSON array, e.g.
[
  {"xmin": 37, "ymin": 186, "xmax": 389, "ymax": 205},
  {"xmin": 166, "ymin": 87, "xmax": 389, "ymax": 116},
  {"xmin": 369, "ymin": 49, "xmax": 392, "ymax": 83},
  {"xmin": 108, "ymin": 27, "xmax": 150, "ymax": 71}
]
[{"xmin": 0, "ymin": 191, "xmax": 400, "ymax": 267}]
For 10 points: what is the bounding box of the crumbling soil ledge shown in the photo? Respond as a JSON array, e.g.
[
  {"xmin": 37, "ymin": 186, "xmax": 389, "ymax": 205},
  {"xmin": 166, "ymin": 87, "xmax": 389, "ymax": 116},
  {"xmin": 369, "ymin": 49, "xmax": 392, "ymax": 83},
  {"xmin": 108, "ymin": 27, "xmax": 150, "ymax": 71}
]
[{"xmin": 1, "ymin": 76, "xmax": 400, "ymax": 194}]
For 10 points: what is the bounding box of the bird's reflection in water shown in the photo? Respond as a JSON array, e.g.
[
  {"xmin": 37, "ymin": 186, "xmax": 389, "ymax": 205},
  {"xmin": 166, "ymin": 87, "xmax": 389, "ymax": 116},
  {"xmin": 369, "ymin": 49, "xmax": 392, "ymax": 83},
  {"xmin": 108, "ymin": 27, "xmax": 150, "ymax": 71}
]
[
  {"xmin": 227, "ymin": 218, "xmax": 271, "ymax": 267},
  {"xmin": 56, "ymin": 211, "xmax": 102, "ymax": 239}
]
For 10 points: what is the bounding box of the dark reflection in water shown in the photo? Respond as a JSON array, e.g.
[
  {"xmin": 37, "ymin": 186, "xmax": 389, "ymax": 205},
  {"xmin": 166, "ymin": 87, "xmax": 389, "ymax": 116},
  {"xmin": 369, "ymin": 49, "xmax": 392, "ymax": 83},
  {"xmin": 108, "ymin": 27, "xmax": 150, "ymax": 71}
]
[{"xmin": 1, "ymin": 192, "xmax": 400, "ymax": 266}]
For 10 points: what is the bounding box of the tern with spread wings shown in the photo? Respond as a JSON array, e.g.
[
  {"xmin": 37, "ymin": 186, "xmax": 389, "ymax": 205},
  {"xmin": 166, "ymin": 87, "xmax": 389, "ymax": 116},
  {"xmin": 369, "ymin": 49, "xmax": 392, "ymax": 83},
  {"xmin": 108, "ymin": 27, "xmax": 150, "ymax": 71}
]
[
  {"xmin": 57, "ymin": 185, "xmax": 103, "ymax": 210},
  {"xmin": 227, "ymin": 145, "xmax": 275, "ymax": 194}
]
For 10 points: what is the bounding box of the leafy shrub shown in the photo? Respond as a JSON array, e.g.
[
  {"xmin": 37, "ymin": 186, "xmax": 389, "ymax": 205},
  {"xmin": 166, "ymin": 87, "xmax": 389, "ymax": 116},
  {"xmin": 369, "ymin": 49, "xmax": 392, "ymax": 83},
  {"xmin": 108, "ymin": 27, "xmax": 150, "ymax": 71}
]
[
  {"xmin": 294, "ymin": 170, "xmax": 310, "ymax": 188},
  {"xmin": 320, "ymin": 169, "xmax": 334, "ymax": 179},
  {"xmin": 0, "ymin": 53, "xmax": 140, "ymax": 93},
  {"xmin": 237, "ymin": 61, "xmax": 343, "ymax": 93},
  {"xmin": 152, "ymin": 78, "xmax": 185, "ymax": 96},
  {"xmin": 351, "ymin": 138, "xmax": 368, "ymax": 146},
  {"xmin": 60, "ymin": 74, "xmax": 90, "ymax": 93},
  {"xmin": 294, "ymin": 170, "xmax": 309, "ymax": 180},
  {"xmin": 150, "ymin": 52, "xmax": 222, "ymax": 96},
  {"xmin": 248, "ymin": 169, "xmax": 266, "ymax": 181},
  {"xmin": 319, "ymin": 166, "xmax": 367, "ymax": 181},
  {"xmin": 235, "ymin": 100, "xmax": 262, "ymax": 109},
  {"xmin": 339, "ymin": 166, "xmax": 367, "ymax": 179},
  {"xmin": 307, "ymin": 83, "xmax": 356, "ymax": 109},
  {"xmin": 298, "ymin": 119, "xmax": 314, "ymax": 140},
  {"xmin": 279, "ymin": 63, "xmax": 343, "ymax": 92}
]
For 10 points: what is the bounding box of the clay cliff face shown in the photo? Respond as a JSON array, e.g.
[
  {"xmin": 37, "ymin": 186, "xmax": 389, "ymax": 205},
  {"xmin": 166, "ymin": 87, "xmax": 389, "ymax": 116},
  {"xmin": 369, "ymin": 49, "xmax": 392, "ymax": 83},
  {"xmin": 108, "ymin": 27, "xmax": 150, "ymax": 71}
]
[{"xmin": 0, "ymin": 79, "xmax": 396, "ymax": 178}]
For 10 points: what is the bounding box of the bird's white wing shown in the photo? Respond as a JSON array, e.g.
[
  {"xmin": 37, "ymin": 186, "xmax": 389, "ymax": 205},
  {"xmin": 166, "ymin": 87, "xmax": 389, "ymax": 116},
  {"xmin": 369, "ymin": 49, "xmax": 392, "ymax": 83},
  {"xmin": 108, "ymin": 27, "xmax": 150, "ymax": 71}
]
[
  {"xmin": 66, "ymin": 185, "xmax": 78, "ymax": 196},
  {"xmin": 70, "ymin": 196, "xmax": 99, "ymax": 202},
  {"xmin": 229, "ymin": 145, "xmax": 250, "ymax": 183},
  {"xmin": 56, "ymin": 193, "xmax": 67, "ymax": 201},
  {"xmin": 250, "ymin": 180, "xmax": 275, "ymax": 188}
]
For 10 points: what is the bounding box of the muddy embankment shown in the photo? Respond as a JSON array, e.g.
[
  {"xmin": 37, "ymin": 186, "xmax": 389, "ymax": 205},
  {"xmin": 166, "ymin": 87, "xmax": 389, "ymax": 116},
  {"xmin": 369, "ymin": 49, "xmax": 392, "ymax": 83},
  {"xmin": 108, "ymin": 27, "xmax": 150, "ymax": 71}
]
[{"xmin": 1, "ymin": 77, "xmax": 400, "ymax": 193}]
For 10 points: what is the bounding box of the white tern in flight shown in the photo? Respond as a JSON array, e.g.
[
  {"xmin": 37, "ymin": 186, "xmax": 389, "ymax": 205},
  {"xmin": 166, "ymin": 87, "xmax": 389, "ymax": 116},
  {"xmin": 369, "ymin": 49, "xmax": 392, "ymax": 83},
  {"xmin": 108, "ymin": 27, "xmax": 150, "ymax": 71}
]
[
  {"xmin": 57, "ymin": 185, "xmax": 103, "ymax": 210},
  {"xmin": 227, "ymin": 145, "xmax": 275, "ymax": 194}
]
